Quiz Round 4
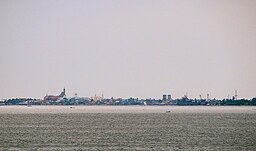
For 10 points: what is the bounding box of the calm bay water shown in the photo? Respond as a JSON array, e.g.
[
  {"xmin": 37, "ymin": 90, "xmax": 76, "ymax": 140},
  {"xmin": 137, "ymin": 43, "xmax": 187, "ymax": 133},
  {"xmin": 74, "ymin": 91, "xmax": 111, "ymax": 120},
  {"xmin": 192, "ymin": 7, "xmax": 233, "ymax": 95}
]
[{"xmin": 0, "ymin": 106, "xmax": 256, "ymax": 150}]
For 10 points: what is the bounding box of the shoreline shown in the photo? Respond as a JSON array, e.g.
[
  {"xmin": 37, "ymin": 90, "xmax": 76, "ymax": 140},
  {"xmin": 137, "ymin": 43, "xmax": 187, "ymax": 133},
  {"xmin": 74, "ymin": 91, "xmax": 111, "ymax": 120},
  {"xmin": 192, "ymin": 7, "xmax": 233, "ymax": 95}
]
[{"xmin": 0, "ymin": 105, "xmax": 256, "ymax": 114}]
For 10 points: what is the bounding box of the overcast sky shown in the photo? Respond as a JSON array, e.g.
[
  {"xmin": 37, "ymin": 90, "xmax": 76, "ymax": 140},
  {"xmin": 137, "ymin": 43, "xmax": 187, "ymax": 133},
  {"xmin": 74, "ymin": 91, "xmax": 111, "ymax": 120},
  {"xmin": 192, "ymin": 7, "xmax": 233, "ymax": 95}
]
[{"xmin": 0, "ymin": 0, "xmax": 256, "ymax": 99}]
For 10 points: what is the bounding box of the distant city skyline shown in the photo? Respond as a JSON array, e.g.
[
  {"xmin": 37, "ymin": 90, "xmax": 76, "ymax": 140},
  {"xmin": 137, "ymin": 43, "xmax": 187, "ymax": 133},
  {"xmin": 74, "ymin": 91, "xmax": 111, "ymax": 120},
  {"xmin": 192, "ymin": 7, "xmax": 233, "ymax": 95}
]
[{"xmin": 0, "ymin": 0, "xmax": 256, "ymax": 99}]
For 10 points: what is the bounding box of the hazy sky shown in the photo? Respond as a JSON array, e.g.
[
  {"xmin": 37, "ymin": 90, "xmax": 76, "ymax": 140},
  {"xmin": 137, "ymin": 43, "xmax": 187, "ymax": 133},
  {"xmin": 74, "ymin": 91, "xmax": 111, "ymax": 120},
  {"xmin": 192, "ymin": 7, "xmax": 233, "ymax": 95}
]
[{"xmin": 0, "ymin": 0, "xmax": 256, "ymax": 99}]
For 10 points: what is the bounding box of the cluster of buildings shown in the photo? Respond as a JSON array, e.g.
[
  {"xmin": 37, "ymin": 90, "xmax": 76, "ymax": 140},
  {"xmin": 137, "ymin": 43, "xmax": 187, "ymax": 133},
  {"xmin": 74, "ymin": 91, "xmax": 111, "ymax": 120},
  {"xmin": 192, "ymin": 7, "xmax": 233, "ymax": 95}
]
[{"xmin": 1, "ymin": 88, "xmax": 256, "ymax": 106}]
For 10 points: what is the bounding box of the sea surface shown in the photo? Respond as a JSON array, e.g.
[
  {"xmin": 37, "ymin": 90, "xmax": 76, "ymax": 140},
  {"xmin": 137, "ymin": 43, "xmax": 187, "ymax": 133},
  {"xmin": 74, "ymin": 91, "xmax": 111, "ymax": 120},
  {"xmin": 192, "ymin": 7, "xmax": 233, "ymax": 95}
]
[{"xmin": 0, "ymin": 106, "xmax": 256, "ymax": 150}]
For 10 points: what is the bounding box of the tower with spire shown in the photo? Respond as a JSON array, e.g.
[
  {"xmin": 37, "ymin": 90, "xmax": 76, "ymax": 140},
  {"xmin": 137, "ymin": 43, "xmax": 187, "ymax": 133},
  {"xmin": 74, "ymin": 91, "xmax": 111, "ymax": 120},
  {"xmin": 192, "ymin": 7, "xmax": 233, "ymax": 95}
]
[{"xmin": 59, "ymin": 88, "xmax": 66, "ymax": 97}]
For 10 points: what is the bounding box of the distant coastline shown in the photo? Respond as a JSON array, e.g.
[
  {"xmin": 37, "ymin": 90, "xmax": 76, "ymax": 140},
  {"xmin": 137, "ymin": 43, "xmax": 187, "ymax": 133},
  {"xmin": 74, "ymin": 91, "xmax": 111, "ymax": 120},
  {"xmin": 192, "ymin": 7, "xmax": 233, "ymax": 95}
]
[
  {"xmin": 1, "ymin": 88, "xmax": 255, "ymax": 106},
  {"xmin": 1, "ymin": 97, "xmax": 256, "ymax": 106}
]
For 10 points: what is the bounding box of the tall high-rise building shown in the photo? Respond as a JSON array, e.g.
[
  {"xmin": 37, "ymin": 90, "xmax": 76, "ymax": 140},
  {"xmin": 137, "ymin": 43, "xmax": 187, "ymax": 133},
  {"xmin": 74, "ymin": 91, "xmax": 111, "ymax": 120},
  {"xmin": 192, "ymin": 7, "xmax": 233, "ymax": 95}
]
[
  {"xmin": 163, "ymin": 94, "xmax": 167, "ymax": 101},
  {"xmin": 167, "ymin": 95, "xmax": 172, "ymax": 101}
]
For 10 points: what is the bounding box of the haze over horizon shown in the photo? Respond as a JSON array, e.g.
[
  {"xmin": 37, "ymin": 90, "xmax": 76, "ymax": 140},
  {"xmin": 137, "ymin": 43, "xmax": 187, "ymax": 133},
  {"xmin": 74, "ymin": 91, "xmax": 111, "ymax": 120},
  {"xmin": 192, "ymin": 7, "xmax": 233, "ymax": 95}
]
[{"xmin": 0, "ymin": 0, "xmax": 256, "ymax": 99}]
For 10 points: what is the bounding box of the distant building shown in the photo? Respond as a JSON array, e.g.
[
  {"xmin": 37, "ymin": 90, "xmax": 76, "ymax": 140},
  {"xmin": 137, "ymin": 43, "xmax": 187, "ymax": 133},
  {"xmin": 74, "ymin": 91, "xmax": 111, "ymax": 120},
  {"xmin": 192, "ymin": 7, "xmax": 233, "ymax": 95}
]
[
  {"xmin": 163, "ymin": 95, "xmax": 167, "ymax": 102},
  {"xmin": 92, "ymin": 93, "xmax": 104, "ymax": 101},
  {"xmin": 163, "ymin": 94, "xmax": 172, "ymax": 102},
  {"xmin": 44, "ymin": 88, "xmax": 66, "ymax": 101},
  {"xmin": 167, "ymin": 95, "xmax": 172, "ymax": 101},
  {"xmin": 0, "ymin": 99, "xmax": 6, "ymax": 105}
]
